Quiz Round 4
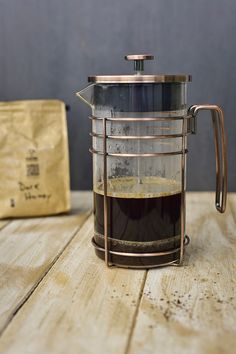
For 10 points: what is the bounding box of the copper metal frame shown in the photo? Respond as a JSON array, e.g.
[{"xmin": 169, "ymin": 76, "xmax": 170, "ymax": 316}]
[
  {"xmin": 90, "ymin": 114, "xmax": 191, "ymax": 268},
  {"xmin": 89, "ymin": 105, "xmax": 227, "ymax": 268}
]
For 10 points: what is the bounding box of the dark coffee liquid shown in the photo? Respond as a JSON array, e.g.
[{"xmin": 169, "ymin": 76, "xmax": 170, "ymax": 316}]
[{"xmin": 93, "ymin": 177, "xmax": 182, "ymax": 267}]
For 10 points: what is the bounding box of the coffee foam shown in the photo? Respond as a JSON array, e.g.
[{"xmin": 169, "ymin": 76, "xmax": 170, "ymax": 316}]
[{"xmin": 94, "ymin": 176, "xmax": 182, "ymax": 199}]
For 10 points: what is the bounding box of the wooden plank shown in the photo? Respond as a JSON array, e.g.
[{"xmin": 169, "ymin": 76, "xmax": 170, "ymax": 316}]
[
  {"xmin": 128, "ymin": 192, "xmax": 236, "ymax": 354},
  {"xmin": 228, "ymin": 193, "xmax": 236, "ymax": 220},
  {"xmin": 0, "ymin": 191, "xmax": 92, "ymax": 335},
  {"xmin": 0, "ymin": 220, "xmax": 10, "ymax": 231},
  {"xmin": 0, "ymin": 215, "xmax": 146, "ymax": 354}
]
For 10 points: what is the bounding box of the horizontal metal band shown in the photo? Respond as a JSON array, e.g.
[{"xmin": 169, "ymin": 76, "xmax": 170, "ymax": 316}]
[
  {"xmin": 89, "ymin": 115, "xmax": 192, "ymax": 122},
  {"xmin": 105, "ymin": 259, "xmax": 180, "ymax": 269},
  {"xmin": 92, "ymin": 237, "xmax": 181, "ymax": 257},
  {"xmin": 89, "ymin": 147, "xmax": 188, "ymax": 157},
  {"xmin": 90, "ymin": 132, "xmax": 188, "ymax": 140}
]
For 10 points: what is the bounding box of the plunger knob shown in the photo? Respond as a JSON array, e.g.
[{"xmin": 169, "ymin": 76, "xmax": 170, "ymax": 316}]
[{"xmin": 124, "ymin": 54, "xmax": 154, "ymax": 74}]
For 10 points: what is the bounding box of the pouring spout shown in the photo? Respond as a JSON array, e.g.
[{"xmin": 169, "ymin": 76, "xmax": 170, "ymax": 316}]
[{"xmin": 76, "ymin": 84, "xmax": 95, "ymax": 107}]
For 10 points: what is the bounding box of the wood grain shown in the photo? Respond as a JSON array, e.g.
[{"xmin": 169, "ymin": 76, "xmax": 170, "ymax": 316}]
[
  {"xmin": 0, "ymin": 191, "xmax": 92, "ymax": 334},
  {"xmin": 0, "ymin": 214, "xmax": 146, "ymax": 354},
  {"xmin": 128, "ymin": 192, "xmax": 236, "ymax": 354}
]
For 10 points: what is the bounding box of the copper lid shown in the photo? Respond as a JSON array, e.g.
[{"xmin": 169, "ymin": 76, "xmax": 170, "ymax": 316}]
[{"xmin": 88, "ymin": 54, "xmax": 191, "ymax": 84}]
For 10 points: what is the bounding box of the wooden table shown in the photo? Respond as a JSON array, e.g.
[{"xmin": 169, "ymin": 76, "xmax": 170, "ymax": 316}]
[{"xmin": 0, "ymin": 192, "xmax": 235, "ymax": 354}]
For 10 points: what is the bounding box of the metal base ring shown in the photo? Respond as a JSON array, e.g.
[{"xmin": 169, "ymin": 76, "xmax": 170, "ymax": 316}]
[{"xmin": 91, "ymin": 235, "xmax": 190, "ymax": 269}]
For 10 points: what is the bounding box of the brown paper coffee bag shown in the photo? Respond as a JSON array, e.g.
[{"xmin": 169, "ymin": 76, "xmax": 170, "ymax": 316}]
[{"xmin": 0, "ymin": 100, "xmax": 70, "ymax": 218}]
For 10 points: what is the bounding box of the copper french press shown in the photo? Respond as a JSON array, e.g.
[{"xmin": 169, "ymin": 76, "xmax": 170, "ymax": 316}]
[{"xmin": 76, "ymin": 54, "xmax": 227, "ymax": 268}]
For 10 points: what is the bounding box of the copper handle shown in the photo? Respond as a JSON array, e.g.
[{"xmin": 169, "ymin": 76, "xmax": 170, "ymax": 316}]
[{"xmin": 188, "ymin": 104, "xmax": 227, "ymax": 213}]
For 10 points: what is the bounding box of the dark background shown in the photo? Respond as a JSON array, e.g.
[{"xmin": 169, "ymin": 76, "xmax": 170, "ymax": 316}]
[{"xmin": 0, "ymin": 0, "xmax": 235, "ymax": 191}]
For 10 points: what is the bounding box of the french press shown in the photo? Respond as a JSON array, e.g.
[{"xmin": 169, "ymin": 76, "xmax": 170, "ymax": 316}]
[{"xmin": 76, "ymin": 54, "xmax": 227, "ymax": 268}]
